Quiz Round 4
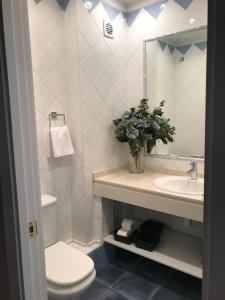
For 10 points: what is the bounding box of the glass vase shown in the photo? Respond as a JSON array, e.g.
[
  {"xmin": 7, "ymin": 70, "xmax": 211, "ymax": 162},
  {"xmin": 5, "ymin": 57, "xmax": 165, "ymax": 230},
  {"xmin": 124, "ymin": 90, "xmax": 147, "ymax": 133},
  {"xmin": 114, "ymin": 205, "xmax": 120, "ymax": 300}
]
[
  {"xmin": 128, "ymin": 150, "xmax": 144, "ymax": 174},
  {"xmin": 146, "ymin": 140, "xmax": 156, "ymax": 154}
]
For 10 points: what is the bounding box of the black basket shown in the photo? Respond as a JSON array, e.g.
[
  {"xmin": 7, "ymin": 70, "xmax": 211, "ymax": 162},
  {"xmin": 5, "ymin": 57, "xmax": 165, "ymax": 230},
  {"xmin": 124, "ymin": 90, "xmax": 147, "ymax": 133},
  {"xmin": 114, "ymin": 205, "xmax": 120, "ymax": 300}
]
[
  {"xmin": 140, "ymin": 220, "xmax": 164, "ymax": 237},
  {"xmin": 113, "ymin": 227, "xmax": 133, "ymax": 245},
  {"xmin": 133, "ymin": 229, "xmax": 160, "ymax": 252}
]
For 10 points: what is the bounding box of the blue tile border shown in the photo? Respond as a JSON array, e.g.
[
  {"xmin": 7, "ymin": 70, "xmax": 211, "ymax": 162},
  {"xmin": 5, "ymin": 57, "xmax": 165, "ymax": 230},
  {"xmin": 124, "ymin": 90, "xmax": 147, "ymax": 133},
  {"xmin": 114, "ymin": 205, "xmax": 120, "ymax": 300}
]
[
  {"xmin": 176, "ymin": 44, "xmax": 192, "ymax": 55},
  {"xmin": 124, "ymin": 10, "xmax": 140, "ymax": 27},
  {"xmin": 175, "ymin": 0, "xmax": 193, "ymax": 10},
  {"xmin": 34, "ymin": 0, "xmax": 70, "ymax": 10},
  {"xmin": 159, "ymin": 40, "xmax": 167, "ymax": 51},
  {"xmin": 158, "ymin": 41, "xmax": 207, "ymax": 55},
  {"xmin": 195, "ymin": 41, "xmax": 207, "ymax": 52},
  {"xmin": 56, "ymin": 0, "xmax": 70, "ymax": 10},
  {"xmin": 103, "ymin": 3, "xmax": 120, "ymax": 21},
  {"xmin": 168, "ymin": 44, "xmax": 175, "ymax": 54},
  {"xmin": 85, "ymin": 0, "xmax": 99, "ymax": 12},
  {"xmin": 144, "ymin": 0, "xmax": 167, "ymax": 19},
  {"xmin": 34, "ymin": 0, "xmax": 197, "ymax": 25}
]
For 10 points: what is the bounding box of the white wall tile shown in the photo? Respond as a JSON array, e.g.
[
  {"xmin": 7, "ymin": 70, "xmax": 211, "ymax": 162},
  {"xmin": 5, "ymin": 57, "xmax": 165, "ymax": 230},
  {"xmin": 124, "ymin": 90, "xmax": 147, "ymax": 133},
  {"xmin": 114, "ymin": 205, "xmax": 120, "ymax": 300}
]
[
  {"xmin": 34, "ymin": 83, "xmax": 56, "ymax": 115},
  {"xmin": 78, "ymin": 31, "xmax": 90, "ymax": 62},
  {"xmin": 81, "ymin": 52, "xmax": 102, "ymax": 82},
  {"xmin": 92, "ymin": 38, "xmax": 111, "ymax": 67},
  {"xmin": 94, "ymin": 71, "xmax": 112, "ymax": 99},
  {"xmin": 43, "ymin": 58, "xmax": 67, "ymax": 97},
  {"xmin": 82, "ymin": 86, "xmax": 103, "ymax": 116},
  {"xmin": 39, "ymin": 22, "xmax": 64, "ymax": 65},
  {"xmin": 28, "ymin": 0, "xmax": 207, "ymax": 246}
]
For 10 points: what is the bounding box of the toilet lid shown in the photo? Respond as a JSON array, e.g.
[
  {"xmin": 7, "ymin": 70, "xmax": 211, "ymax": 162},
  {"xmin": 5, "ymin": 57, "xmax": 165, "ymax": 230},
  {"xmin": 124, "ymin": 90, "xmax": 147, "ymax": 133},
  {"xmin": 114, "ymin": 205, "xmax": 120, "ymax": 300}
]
[{"xmin": 45, "ymin": 242, "xmax": 94, "ymax": 287}]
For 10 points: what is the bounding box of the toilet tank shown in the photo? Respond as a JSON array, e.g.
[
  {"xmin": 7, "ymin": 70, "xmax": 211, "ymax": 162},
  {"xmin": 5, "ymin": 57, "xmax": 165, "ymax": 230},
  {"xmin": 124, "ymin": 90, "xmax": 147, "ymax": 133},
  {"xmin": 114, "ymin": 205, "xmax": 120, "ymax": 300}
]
[{"xmin": 41, "ymin": 194, "xmax": 58, "ymax": 248}]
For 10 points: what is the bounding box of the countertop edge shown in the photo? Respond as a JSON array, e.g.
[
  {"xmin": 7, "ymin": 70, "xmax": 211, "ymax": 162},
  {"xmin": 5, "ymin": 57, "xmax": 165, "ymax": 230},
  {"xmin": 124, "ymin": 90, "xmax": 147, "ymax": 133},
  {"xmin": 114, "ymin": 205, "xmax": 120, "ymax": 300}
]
[{"xmin": 93, "ymin": 169, "xmax": 204, "ymax": 206}]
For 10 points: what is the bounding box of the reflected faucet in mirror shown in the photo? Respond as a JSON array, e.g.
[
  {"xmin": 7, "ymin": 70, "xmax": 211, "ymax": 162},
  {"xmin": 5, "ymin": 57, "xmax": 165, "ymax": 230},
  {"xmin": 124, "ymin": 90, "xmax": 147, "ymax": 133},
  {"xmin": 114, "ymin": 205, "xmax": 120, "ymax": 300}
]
[{"xmin": 187, "ymin": 161, "xmax": 198, "ymax": 181}]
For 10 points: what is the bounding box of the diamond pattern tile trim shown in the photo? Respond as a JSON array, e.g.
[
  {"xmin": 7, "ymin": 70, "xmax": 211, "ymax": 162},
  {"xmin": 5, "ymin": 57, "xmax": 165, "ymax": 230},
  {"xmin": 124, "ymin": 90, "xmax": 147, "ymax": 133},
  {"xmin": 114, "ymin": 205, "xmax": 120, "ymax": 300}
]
[
  {"xmin": 124, "ymin": 10, "xmax": 140, "ymax": 27},
  {"xmin": 168, "ymin": 44, "xmax": 175, "ymax": 54},
  {"xmin": 159, "ymin": 40, "xmax": 166, "ymax": 51},
  {"xmin": 176, "ymin": 44, "xmax": 192, "ymax": 55},
  {"xmin": 86, "ymin": 0, "xmax": 99, "ymax": 12},
  {"xmin": 159, "ymin": 42, "xmax": 207, "ymax": 55},
  {"xmin": 34, "ymin": 0, "xmax": 198, "ymax": 25},
  {"xmin": 144, "ymin": 0, "xmax": 167, "ymax": 19},
  {"xmin": 175, "ymin": 0, "xmax": 193, "ymax": 10},
  {"xmin": 195, "ymin": 41, "xmax": 207, "ymax": 52},
  {"xmin": 56, "ymin": 0, "xmax": 70, "ymax": 10},
  {"xmin": 102, "ymin": 3, "xmax": 120, "ymax": 21},
  {"xmin": 34, "ymin": 0, "xmax": 70, "ymax": 10}
]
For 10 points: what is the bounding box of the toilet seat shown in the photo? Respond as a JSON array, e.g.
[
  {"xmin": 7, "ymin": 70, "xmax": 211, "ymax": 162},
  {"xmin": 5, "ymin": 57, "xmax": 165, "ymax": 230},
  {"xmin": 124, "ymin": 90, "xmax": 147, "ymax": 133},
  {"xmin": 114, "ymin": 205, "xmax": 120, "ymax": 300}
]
[
  {"xmin": 47, "ymin": 269, "xmax": 96, "ymax": 298},
  {"xmin": 45, "ymin": 242, "xmax": 96, "ymax": 298}
]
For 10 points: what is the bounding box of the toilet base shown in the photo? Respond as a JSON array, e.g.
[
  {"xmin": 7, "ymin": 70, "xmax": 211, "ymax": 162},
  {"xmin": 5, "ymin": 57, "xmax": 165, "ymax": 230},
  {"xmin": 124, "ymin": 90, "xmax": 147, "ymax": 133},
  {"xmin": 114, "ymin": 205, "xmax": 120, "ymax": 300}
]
[{"xmin": 47, "ymin": 269, "xmax": 96, "ymax": 300}]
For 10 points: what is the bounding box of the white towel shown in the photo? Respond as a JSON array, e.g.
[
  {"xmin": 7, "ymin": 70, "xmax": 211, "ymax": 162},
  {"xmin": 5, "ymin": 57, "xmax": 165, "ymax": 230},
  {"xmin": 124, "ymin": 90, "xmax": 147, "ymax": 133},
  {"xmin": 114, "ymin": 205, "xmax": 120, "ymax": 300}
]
[
  {"xmin": 47, "ymin": 125, "xmax": 74, "ymax": 158},
  {"xmin": 46, "ymin": 130, "xmax": 54, "ymax": 158}
]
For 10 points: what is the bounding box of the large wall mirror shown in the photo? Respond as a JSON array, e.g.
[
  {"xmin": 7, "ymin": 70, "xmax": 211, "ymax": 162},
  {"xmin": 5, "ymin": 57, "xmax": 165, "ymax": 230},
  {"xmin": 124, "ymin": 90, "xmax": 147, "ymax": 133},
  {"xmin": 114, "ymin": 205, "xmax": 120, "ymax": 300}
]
[{"xmin": 144, "ymin": 27, "xmax": 207, "ymax": 160}]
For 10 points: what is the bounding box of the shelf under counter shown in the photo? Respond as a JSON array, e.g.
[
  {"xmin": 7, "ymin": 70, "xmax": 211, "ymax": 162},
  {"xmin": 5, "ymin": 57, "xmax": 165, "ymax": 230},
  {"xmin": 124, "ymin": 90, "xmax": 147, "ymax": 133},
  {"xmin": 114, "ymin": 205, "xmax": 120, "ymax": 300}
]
[
  {"xmin": 93, "ymin": 168, "xmax": 204, "ymax": 222},
  {"xmin": 104, "ymin": 229, "xmax": 202, "ymax": 279}
]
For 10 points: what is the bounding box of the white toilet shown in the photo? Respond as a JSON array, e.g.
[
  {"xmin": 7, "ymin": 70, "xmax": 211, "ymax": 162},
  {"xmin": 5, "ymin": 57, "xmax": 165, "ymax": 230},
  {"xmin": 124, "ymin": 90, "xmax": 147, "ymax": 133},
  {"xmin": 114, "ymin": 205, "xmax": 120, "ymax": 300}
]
[{"xmin": 41, "ymin": 194, "xmax": 96, "ymax": 299}]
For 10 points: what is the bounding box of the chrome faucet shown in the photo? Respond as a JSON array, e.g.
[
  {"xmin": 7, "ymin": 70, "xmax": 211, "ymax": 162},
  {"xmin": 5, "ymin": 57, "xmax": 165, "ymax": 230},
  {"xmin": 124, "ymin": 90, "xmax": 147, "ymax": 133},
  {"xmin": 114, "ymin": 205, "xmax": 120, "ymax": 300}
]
[{"xmin": 187, "ymin": 161, "xmax": 198, "ymax": 181}]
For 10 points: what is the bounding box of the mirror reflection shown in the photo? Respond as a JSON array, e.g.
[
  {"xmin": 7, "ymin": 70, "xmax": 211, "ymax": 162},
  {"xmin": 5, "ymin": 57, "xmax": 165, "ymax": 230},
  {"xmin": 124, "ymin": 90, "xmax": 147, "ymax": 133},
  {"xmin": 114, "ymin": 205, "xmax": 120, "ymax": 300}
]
[{"xmin": 145, "ymin": 28, "xmax": 207, "ymax": 158}]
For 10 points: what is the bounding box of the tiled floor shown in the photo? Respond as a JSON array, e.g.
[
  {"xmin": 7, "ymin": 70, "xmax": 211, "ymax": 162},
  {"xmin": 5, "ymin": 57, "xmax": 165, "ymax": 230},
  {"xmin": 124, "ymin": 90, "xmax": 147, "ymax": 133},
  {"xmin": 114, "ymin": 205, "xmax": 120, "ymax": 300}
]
[{"xmin": 81, "ymin": 249, "xmax": 202, "ymax": 300}]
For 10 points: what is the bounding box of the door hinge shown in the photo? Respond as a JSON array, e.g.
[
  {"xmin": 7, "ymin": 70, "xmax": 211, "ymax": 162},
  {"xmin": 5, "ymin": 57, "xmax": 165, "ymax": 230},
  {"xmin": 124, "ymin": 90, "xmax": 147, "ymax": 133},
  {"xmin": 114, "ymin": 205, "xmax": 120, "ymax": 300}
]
[{"xmin": 28, "ymin": 220, "xmax": 38, "ymax": 239}]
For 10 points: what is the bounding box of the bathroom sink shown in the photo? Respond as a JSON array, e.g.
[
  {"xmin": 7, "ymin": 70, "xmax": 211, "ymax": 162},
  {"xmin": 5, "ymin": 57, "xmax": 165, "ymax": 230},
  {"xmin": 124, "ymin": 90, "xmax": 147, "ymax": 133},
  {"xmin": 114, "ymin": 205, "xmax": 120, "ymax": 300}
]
[{"xmin": 153, "ymin": 176, "xmax": 204, "ymax": 196}]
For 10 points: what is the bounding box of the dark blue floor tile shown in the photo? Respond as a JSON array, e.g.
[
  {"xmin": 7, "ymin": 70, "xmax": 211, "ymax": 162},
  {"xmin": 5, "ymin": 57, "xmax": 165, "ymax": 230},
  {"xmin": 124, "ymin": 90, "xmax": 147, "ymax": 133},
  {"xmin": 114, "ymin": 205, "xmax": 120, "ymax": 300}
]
[
  {"xmin": 112, "ymin": 271, "xmax": 159, "ymax": 300},
  {"xmin": 164, "ymin": 271, "xmax": 202, "ymax": 298},
  {"xmin": 133, "ymin": 257, "xmax": 173, "ymax": 284},
  {"xmin": 100, "ymin": 289, "xmax": 129, "ymax": 299},
  {"xmin": 151, "ymin": 287, "xmax": 190, "ymax": 300},
  {"xmin": 81, "ymin": 280, "xmax": 108, "ymax": 300},
  {"xmin": 112, "ymin": 248, "xmax": 140, "ymax": 271},
  {"xmin": 90, "ymin": 244, "xmax": 116, "ymax": 271},
  {"xmin": 188, "ymin": 296, "xmax": 201, "ymax": 300},
  {"xmin": 97, "ymin": 263, "xmax": 125, "ymax": 286}
]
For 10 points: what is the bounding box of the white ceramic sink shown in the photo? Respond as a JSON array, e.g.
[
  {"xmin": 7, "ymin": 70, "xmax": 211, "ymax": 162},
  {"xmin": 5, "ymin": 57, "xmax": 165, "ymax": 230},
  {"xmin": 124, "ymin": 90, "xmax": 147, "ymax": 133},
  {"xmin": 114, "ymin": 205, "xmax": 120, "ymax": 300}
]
[{"xmin": 153, "ymin": 176, "xmax": 204, "ymax": 196}]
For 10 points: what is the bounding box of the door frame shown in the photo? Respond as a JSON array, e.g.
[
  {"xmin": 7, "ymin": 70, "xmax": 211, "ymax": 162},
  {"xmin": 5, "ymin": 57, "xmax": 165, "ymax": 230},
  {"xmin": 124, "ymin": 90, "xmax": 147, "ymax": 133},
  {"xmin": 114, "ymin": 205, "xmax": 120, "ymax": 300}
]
[
  {"xmin": 203, "ymin": 0, "xmax": 225, "ymax": 299},
  {"xmin": 2, "ymin": 0, "xmax": 225, "ymax": 299},
  {"xmin": 1, "ymin": 0, "xmax": 47, "ymax": 299},
  {"xmin": 0, "ymin": 1, "xmax": 25, "ymax": 298}
]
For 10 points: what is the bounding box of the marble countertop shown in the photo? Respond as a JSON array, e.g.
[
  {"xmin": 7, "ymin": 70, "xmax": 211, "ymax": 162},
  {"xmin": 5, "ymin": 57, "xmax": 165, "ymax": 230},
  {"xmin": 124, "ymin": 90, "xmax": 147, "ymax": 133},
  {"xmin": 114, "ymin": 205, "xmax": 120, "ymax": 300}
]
[{"xmin": 93, "ymin": 168, "xmax": 204, "ymax": 205}]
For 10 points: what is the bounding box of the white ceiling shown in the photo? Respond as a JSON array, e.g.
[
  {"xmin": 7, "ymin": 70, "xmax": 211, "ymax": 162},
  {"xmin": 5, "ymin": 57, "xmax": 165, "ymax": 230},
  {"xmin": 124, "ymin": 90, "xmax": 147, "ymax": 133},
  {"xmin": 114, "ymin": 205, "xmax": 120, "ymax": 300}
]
[{"xmin": 119, "ymin": 0, "xmax": 137, "ymax": 3}]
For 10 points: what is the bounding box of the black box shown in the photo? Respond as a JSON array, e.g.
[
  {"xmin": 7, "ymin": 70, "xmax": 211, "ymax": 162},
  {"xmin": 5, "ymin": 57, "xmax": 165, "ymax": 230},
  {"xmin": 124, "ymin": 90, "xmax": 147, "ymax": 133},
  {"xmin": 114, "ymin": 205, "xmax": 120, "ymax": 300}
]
[
  {"xmin": 114, "ymin": 227, "xmax": 133, "ymax": 245},
  {"xmin": 133, "ymin": 229, "xmax": 160, "ymax": 252},
  {"xmin": 140, "ymin": 220, "xmax": 164, "ymax": 237}
]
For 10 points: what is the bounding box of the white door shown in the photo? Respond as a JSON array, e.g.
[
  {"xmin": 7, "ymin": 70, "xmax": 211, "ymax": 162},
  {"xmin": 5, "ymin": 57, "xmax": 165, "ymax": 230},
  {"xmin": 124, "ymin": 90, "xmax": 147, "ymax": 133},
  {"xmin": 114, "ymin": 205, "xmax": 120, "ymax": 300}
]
[{"xmin": 2, "ymin": 0, "xmax": 47, "ymax": 299}]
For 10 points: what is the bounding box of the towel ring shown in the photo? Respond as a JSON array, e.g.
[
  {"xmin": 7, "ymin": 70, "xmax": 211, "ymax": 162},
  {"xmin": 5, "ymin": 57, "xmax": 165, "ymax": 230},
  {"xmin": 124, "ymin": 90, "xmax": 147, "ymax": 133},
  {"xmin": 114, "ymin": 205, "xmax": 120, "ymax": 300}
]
[{"xmin": 49, "ymin": 112, "xmax": 66, "ymax": 128}]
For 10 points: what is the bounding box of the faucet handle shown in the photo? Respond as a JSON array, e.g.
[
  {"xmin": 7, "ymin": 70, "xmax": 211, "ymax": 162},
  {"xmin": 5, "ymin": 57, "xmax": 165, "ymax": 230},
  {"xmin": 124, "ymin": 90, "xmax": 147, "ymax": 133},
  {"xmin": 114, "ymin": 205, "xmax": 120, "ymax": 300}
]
[{"xmin": 190, "ymin": 160, "xmax": 197, "ymax": 168}]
